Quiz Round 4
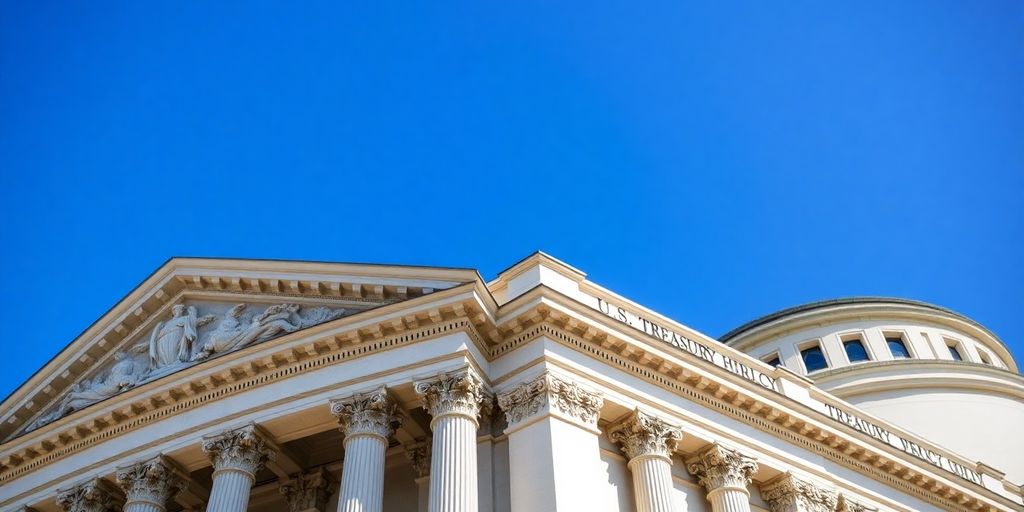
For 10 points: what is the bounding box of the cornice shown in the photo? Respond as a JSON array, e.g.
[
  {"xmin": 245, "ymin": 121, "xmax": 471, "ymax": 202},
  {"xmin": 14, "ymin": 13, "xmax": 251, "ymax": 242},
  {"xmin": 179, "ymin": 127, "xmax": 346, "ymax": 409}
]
[
  {"xmin": 810, "ymin": 360, "xmax": 1024, "ymax": 401},
  {"xmin": 488, "ymin": 291, "xmax": 1018, "ymax": 511}
]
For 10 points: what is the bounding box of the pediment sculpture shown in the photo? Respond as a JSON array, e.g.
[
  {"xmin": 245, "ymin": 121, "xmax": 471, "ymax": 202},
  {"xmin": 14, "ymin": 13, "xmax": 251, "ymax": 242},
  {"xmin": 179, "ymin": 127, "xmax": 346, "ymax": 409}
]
[{"xmin": 26, "ymin": 302, "xmax": 349, "ymax": 433}]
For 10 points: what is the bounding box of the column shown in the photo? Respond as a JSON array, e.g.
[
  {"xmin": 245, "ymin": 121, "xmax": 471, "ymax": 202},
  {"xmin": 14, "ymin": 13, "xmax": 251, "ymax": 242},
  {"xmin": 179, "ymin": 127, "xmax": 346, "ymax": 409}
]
[
  {"xmin": 414, "ymin": 369, "xmax": 489, "ymax": 512},
  {"xmin": 608, "ymin": 409, "xmax": 684, "ymax": 512},
  {"xmin": 57, "ymin": 478, "xmax": 123, "ymax": 512},
  {"xmin": 201, "ymin": 424, "xmax": 277, "ymax": 512},
  {"xmin": 406, "ymin": 440, "xmax": 432, "ymax": 512},
  {"xmin": 116, "ymin": 454, "xmax": 189, "ymax": 512},
  {"xmin": 280, "ymin": 468, "xmax": 334, "ymax": 512},
  {"xmin": 497, "ymin": 371, "xmax": 606, "ymax": 512},
  {"xmin": 686, "ymin": 444, "xmax": 758, "ymax": 512},
  {"xmin": 330, "ymin": 386, "xmax": 401, "ymax": 512},
  {"xmin": 759, "ymin": 473, "xmax": 837, "ymax": 512}
]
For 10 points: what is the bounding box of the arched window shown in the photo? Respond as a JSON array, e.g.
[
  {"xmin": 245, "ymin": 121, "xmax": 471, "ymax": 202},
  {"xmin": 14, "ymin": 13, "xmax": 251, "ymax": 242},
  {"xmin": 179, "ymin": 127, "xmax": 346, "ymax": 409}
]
[
  {"xmin": 886, "ymin": 336, "xmax": 911, "ymax": 359},
  {"xmin": 843, "ymin": 338, "xmax": 870, "ymax": 363},
  {"xmin": 801, "ymin": 344, "xmax": 829, "ymax": 372}
]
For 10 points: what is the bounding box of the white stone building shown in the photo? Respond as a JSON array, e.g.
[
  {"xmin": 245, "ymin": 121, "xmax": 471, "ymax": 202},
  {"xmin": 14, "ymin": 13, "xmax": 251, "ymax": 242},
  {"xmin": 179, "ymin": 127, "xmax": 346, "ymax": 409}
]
[{"xmin": 0, "ymin": 253, "xmax": 1020, "ymax": 512}]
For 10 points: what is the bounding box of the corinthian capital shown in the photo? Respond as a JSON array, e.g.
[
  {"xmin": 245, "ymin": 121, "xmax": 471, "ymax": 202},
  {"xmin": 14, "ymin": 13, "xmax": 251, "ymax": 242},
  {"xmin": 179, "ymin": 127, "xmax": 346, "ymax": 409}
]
[
  {"xmin": 115, "ymin": 454, "xmax": 189, "ymax": 510},
  {"xmin": 759, "ymin": 473, "xmax": 838, "ymax": 512},
  {"xmin": 279, "ymin": 468, "xmax": 334, "ymax": 512},
  {"xmin": 686, "ymin": 443, "xmax": 758, "ymax": 493},
  {"xmin": 56, "ymin": 478, "xmax": 122, "ymax": 512},
  {"xmin": 405, "ymin": 439, "xmax": 432, "ymax": 478},
  {"xmin": 607, "ymin": 409, "xmax": 683, "ymax": 461},
  {"xmin": 201, "ymin": 423, "xmax": 277, "ymax": 477},
  {"xmin": 329, "ymin": 386, "xmax": 401, "ymax": 440},
  {"xmin": 497, "ymin": 372, "xmax": 604, "ymax": 430},
  {"xmin": 414, "ymin": 369, "xmax": 490, "ymax": 422}
]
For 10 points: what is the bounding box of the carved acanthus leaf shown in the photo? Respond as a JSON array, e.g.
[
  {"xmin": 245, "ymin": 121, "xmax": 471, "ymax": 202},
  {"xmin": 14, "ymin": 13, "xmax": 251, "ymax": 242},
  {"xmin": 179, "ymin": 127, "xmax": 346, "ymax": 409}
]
[
  {"xmin": 56, "ymin": 478, "xmax": 122, "ymax": 512},
  {"xmin": 687, "ymin": 443, "xmax": 759, "ymax": 492},
  {"xmin": 760, "ymin": 473, "xmax": 838, "ymax": 512},
  {"xmin": 201, "ymin": 424, "xmax": 276, "ymax": 476},
  {"xmin": 115, "ymin": 454, "xmax": 189, "ymax": 506},
  {"xmin": 329, "ymin": 386, "xmax": 401, "ymax": 439},
  {"xmin": 607, "ymin": 409, "xmax": 683, "ymax": 460},
  {"xmin": 414, "ymin": 369, "xmax": 490, "ymax": 421},
  {"xmin": 836, "ymin": 493, "xmax": 878, "ymax": 512},
  {"xmin": 497, "ymin": 373, "xmax": 604, "ymax": 427},
  {"xmin": 279, "ymin": 468, "xmax": 334, "ymax": 512},
  {"xmin": 405, "ymin": 440, "xmax": 432, "ymax": 478}
]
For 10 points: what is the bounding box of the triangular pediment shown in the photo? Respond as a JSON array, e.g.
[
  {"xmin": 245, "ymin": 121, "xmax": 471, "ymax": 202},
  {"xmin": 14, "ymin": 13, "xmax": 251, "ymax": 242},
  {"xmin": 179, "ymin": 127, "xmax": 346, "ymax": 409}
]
[{"xmin": 0, "ymin": 257, "xmax": 480, "ymax": 441}]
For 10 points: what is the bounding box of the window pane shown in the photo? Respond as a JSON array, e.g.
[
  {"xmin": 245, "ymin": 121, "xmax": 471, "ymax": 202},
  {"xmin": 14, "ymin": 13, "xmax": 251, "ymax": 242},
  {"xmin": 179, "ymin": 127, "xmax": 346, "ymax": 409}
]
[
  {"xmin": 886, "ymin": 337, "xmax": 910, "ymax": 359},
  {"xmin": 766, "ymin": 355, "xmax": 781, "ymax": 367},
  {"xmin": 801, "ymin": 345, "xmax": 828, "ymax": 372},
  {"xmin": 843, "ymin": 340, "xmax": 870, "ymax": 362},
  {"xmin": 948, "ymin": 345, "xmax": 963, "ymax": 361}
]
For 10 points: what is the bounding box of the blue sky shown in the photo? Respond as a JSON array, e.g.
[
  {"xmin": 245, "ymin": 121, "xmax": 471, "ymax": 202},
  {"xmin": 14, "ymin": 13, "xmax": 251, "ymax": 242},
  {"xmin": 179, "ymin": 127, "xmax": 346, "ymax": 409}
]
[{"xmin": 0, "ymin": 2, "xmax": 1021, "ymax": 398}]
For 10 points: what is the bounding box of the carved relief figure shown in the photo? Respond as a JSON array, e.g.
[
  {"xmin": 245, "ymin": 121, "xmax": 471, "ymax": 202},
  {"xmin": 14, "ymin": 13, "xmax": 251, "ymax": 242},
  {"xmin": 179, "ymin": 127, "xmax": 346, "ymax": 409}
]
[
  {"xmin": 28, "ymin": 350, "xmax": 148, "ymax": 430},
  {"xmin": 148, "ymin": 305, "xmax": 215, "ymax": 369},
  {"xmin": 192, "ymin": 304, "xmax": 345, "ymax": 361}
]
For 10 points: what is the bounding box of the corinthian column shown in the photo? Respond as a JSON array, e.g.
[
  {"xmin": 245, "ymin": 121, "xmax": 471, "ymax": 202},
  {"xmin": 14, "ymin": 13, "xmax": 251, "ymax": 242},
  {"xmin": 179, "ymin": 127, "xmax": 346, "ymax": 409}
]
[
  {"xmin": 330, "ymin": 386, "xmax": 401, "ymax": 512},
  {"xmin": 201, "ymin": 424, "xmax": 277, "ymax": 512},
  {"xmin": 56, "ymin": 478, "xmax": 122, "ymax": 512},
  {"xmin": 116, "ymin": 455, "xmax": 189, "ymax": 512},
  {"xmin": 497, "ymin": 372, "xmax": 606, "ymax": 512},
  {"xmin": 414, "ymin": 369, "xmax": 489, "ymax": 512},
  {"xmin": 608, "ymin": 409, "xmax": 684, "ymax": 512},
  {"xmin": 686, "ymin": 444, "xmax": 758, "ymax": 512},
  {"xmin": 759, "ymin": 473, "xmax": 837, "ymax": 512}
]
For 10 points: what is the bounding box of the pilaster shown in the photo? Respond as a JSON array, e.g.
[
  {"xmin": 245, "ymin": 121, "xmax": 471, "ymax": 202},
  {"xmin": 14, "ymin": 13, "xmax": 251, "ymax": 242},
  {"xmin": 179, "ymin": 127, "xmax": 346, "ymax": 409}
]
[
  {"xmin": 496, "ymin": 372, "xmax": 606, "ymax": 512},
  {"xmin": 406, "ymin": 440, "xmax": 432, "ymax": 512}
]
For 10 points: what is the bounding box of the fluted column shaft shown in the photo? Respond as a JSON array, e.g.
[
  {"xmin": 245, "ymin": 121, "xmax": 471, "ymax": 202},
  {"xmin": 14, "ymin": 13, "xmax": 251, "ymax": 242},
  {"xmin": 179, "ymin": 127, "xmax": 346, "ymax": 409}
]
[
  {"xmin": 415, "ymin": 370, "xmax": 489, "ymax": 512},
  {"xmin": 686, "ymin": 444, "xmax": 758, "ymax": 512},
  {"xmin": 608, "ymin": 409, "xmax": 684, "ymax": 512},
  {"xmin": 429, "ymin": 414, "xmax": 478, "ymax": 512},
  {"xmin": 202, "ymin": 424, "xmax": 276, "ymax": 512},
  {"xmin": 630, "ymin": 455, "xmax": 678, "ymax": 512},
  {"xmin": 331, "ymin": 386, "xmax": 401, "ymax": 512}
]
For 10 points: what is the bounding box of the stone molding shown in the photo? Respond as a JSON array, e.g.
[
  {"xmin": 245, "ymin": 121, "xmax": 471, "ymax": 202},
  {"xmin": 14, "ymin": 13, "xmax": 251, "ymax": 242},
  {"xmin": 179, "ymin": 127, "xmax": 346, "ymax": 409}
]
[
  {"xmin": 329, "ymin": 386, "xmax": 401, "ymax": 440},
  {"xmin": 687, "ymin": 443, "xmax": 759, "ymax": 493},
  {"xmin": 115, "ymin": 454, "xmax": 189, "ymax": 508},
  {"xmin": 414, "ymin": 369, "xmax": 490, "ymax": 423},
  {"xmin": 279, "ymin": 467, "xmax": 334, "ymax": 512},
  {"xmin": 201, "ymin": 423, "xmax": 276, "ymax": 477},
  {"xmin": 56, "ymin": 478, "xmax": 122, "ymax": 512},
  {"xmin": 759, "ymin": 473, "xmax": 838, "ymax": 512},
  {"xmin": 836, "ymin": 494, "xmax": 878, "ymax": 512},
  {"xmin": 496, "ymin": 372, "xmax": 604, "ymax": 429},
  {"xmin": 405, "ymin": 439, "xmax": 431, "ymax": 478},
  {"xmin": 607, "ymin": 409, "xmax": 683, "ymax": 461}
]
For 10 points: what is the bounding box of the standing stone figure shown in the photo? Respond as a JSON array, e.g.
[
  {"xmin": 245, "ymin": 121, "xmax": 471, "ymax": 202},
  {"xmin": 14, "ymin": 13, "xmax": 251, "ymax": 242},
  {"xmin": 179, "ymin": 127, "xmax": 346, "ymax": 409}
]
[{"xmin": 149, "ymin": 305, "xmax": 214, "ymax": 369}]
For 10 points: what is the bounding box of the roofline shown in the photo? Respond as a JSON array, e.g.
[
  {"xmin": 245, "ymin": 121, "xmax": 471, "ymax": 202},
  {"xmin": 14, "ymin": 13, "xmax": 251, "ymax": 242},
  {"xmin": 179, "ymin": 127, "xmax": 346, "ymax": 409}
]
[
  {"xmin": 720, "ymin": 296, "xmax": 1008, "ymax": 351},
  {"xmin": 0, "ymin": 256, "xmax": 486, "ymax": 408}
]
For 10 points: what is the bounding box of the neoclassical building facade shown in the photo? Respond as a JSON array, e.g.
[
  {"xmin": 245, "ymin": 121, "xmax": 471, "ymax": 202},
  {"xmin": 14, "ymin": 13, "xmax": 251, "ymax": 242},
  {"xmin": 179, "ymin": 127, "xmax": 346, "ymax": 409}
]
[{"xmin": 0, "ymin": 253, "xmax": 1021, "ymax": 512}]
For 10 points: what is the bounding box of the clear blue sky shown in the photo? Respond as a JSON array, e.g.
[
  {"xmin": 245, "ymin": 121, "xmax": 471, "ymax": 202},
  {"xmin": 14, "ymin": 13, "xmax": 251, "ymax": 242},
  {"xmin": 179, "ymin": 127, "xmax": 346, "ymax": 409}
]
[{"xmin": 1, "ymin": 2, "xmax": 1021, "ymax": 398}]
